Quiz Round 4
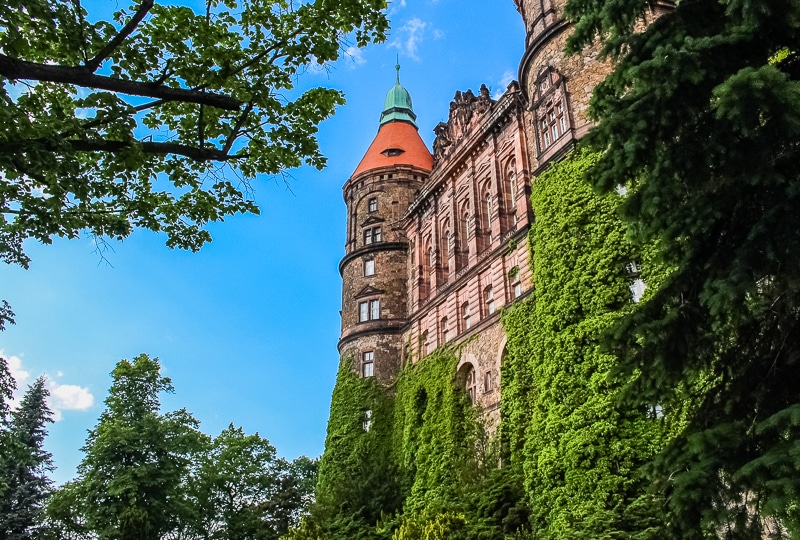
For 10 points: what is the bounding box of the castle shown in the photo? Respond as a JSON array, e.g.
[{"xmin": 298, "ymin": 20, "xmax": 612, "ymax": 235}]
[{"xmin": 337, "ymin": 0, "xmax": 662, "ymax": 424}]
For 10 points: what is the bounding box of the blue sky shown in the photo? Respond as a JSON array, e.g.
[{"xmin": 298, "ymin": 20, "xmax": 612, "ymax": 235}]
[{"xmin": 0, "ymin": 0, "xmax": 525, "ymax": 484}]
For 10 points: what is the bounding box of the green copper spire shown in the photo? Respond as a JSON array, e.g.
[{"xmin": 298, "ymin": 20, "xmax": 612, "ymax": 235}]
[{"xmin": 379, "ymin": 62, "xmax": 418, "ymax": 128}]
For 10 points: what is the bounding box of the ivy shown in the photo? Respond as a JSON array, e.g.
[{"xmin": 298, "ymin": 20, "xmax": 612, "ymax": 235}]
[
  {"xmin": 302, "ymin": 150, "xmax": 678, "ymax": 539},
  {"xmin": 501, "ymin": 149, "xmax": 668, "ymax": 538}
]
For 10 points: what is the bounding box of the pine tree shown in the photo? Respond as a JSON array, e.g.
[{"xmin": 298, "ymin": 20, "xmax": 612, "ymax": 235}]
[
  {"xmin": 0, "ymin": 377, "xmax": 54, "ymax": 540},
  {"xmin": 563, "ymin": 0, "xmax": 800, "ymax": 535}
]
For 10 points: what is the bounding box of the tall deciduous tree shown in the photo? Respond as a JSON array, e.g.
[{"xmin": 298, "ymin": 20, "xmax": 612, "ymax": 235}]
[
  {"xmin": 0, "ymin": 376, "xmax": 54, "ymax": 540},
  {"xmin": 189, "ymin": 424, "xmax": 282, "ymax": 540},
  {"xmin": 70, "ymin": 354, "xmax": 208, "ymax": 540},
  {"xmin": 0, "ymin": 356, "xmax": 16, "ymax": 500},
  {"xmin": 0, "ymin": 0, "xmax": 388, "ymax": 268},
  {"xmin": 564, "ymin": 0, "xmax": 800, "ymax": 535}
]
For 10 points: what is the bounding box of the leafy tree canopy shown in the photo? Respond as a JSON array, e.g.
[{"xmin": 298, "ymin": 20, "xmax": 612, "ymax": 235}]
[
  {"xmin": 0, "ymin": 0, "xmax": 388, "ymax": 268},
  {"xmin": 564, "ymin": 0, "xmax": 800, "ymax": 534},
  {"xmin": 70, "ymin": 354, "xmax": 208, "ymax": 540}
]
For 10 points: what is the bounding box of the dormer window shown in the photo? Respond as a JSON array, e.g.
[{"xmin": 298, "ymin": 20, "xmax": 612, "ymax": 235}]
[{"xmin": 382, "ymin": 148, "xmax": 405, "ymax": 157}]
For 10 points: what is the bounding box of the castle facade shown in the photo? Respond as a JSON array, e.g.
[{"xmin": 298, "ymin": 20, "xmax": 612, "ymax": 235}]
[{"xmin": 337, "ymin": 0, "xmax": 661, "ymax": 423}]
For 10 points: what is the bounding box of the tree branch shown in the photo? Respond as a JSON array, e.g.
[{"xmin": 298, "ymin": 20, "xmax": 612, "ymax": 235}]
[
  {"xmin": 222, "ymin": 101, "xmax": 254, "ymax": 155},
  {"xmin": 0, "ymin": 55, "xmax": 242, "ymax": 111},
  {"xmin": 67, "ymin": 139, "xmax": 247, "ymax": 161},
  {"xmin": 4, "ymin": 137, "xmax": 248, "ymax": 162},
  {"xmin": 84, "ymin": 0, "xmax": 155, "ymax": 72}
]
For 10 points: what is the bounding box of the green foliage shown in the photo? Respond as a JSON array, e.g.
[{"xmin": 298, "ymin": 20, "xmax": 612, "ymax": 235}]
[
  {"xmin": 306, "ymin": 346, "xmax": 531, "ymax": 539},
  {"xmin": 501, "ymin": 150, "xmax": 666, "ymax": 538},
  {"xmin": 0, "ymin": 376, "xmax": 54, "ymax": 540},
  {"xmin": 65, "ymin": 354, "xmax": 209, "ymax": 540},
  {"xmin": 311, "ymin": 357, "xmax": 401, "ymax": 539},
  {"xmin": 42, "ymin": 355, "xmax": 318, "ymax": 540},
  {"xmin": 189, "ymin": 424, "xmax": 286, "ymax": 540},
  {"xmin": 391, "ymin": 346, "xmax": 483, "ymax": 512},
  {"xmin": 391, "ymin": 511, "xmax": 468, "ymax": 540},
  {"xmin": 564, "ymin": 0, "xmax": 800, "ymax": 533},
  {"xmin": 0, "ymin": 0, "xmax": 388, "ymax": 268}
]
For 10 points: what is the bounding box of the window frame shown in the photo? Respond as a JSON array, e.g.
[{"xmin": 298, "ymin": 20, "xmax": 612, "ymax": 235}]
[
  {"xmin": 485, "ymin": 285, "xmax": 495, "ymax": 315},
  {"xmin": 362, "ymin": 351, "xmax": 374, "ymax": 378},
  {"xmin": 364, "ymin": 258, "xmax": 375, "ymax": 276},
  {"xmin": 367, "ymin": 197, "xmax": 377, "ymax": 213}
]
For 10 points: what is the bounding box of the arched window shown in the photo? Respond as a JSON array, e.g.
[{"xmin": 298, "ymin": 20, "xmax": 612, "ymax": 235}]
[
  {"xmin": 420, "ymin": 238, "xmax": 431, "ymax": 302},
  {"xmin": 441, "ymin": 224, "xmax": 450, "ymax": 283},
  {"xmin": 457, "ymin": 200, "xmax": 470, "ymax": 270},
  {"xmin": 481, "ymin": 187, "xmax": 492, "ymax": 249},
  {"xmin": 507, "ymin": 165, "xmax": 518, "ymax": 228},
  {"xmin": 486, "ymin": 191, "xmax": 493, "ymax": 225},
  {"xmin": 509, "ymin": 170, "xmax": 517, "ymax": 206},
  {"xmin": 466, "ymin": 366, "xmax": 477, "ymax": 403}
]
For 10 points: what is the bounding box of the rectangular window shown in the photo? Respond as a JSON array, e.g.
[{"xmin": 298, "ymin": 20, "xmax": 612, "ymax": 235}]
[
  {"xmin": 373, "ymin": 227, "xmax": 382, "ymax": 242},
  {"xmin": 368, "ymin": 197, "xmax": 377, "ymax": 213},
  {"xmin": 362, "ymin": 351, "xmax": 374, "ymax": 378},
  {"xmin": 630, "ymin": 278, "xmax": 647, "ymax": 303},
  {"xmin": 514, "ymin": 282, "xmax": 522, "ymax": 298},
  {"xmin": 359, "ymin": 300, "xmax": 380, "ymax": 321},
  {"xmin": 484, "ymin": 371, "xmax": 492, "ymax": 392},
  {"xmin": 486, "ymin": 287, "xmax": 495, "ymax": 315},
  {"xmin": 364, "ymin": 259, "xmax": 375, "ymax": 276},
  {"xmin": 364, "ymin": 228, "xmax": 373, "ymax": 245},
  {"xmin": 363, "ymin": 409, "xmax": 372, "ymax": 431}
]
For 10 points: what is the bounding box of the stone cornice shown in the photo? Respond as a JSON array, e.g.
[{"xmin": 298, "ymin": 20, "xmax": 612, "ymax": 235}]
[
  {"xmin": 338, "ymin": 241, "xmax": 407, "ymax": 276},
  {"xmin": 406, "ymin": 91, "xmax": 524, "ymax": 217},
  {"xmin": 338, "ymin": 319, "xmax": 406, "ymax": 351},
  {"xmin": 518, "ymin": 19, "xmax": 571, "ymax": 101}
]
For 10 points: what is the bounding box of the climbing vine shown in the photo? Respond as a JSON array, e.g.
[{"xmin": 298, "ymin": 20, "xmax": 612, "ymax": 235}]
[
  {"xmin": 298, "ymin": 150, "xmax": 678, "ymax": 540},
  {"xmin": 501, "ymin": 149, "xmax": 668, "ymax": 538}
]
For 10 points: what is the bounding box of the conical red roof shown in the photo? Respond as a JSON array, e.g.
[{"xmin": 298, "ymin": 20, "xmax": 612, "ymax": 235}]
[{"xmin": 352, "ymin": 121, "xmax": 433, "ymax": 177}]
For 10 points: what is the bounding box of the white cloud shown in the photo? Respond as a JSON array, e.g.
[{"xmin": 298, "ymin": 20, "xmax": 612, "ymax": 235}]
[
  {"xmin": 343, "ymin": 46, "xmax": 367, "ymax": 68},
  {"xmin": 6, "ymin": 353, "xmax": 31, "ymax": 388},
  {"xmin": 48, "ymin": 382, "xmax": 95, "ymax": 421},
  {"xmin": 433, "ymin": 29, "xmax": 445, "ymax": 40},
  {"xmin": 389, "ymin": 18, "xmax": 434, "ymax": 61},
  {"xmin": 1, "ymin": 350, "xmax": 94, "ymax": 422},
  {"xmin": 388, "ymin": 0, "xmax": 407, "ymax": 14},
  {"xmin": 493, "ymin": 70, "xmax": 515, "ymax": 99}
]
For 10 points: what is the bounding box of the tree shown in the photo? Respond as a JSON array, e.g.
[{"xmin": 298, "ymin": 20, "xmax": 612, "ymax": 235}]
[
  {"xmin": 0, "ymin": 356, "xmax": 17, "ymax": 499},
  {"xmin": 189, "ymin": 424, "xmax": 285, "ymax": 540},
  {"xmin": 265, "ymin": 455, "xmax": 318, "ymax": 536},
  {"xmin": 564, "ymin": 0, "xmax": 800, "ymax": 535},
  {"xmin": 0, "ymin": 0, "xmax": 388, "ymax": 268},
  {"xmin": 0, "ymin": 376, "xmax": 55, "ymax": 540},
  {"xmin": 68, "ymin": 354, "xmax": 208, "ymax": 540}
]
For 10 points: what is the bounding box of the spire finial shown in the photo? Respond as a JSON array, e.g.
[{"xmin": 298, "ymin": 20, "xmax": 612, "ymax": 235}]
[{"xmin": 395, "ymin": 55, "xmax": 400, "ymax": 85}]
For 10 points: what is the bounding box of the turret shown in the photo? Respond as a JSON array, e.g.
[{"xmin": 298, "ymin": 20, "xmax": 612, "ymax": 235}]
[{"xmin": 338, "ymin": 65, "xmax": 433, "ymax": 385}]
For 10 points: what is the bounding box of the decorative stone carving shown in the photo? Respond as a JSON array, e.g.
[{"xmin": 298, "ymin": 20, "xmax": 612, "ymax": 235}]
[
  {"xmin": 531, "ymin": 67, "xmax": 574, "ymax": 156},
  {"xmin": 432, "ymin": 84, "xmax": 494, "ymax": 163}
]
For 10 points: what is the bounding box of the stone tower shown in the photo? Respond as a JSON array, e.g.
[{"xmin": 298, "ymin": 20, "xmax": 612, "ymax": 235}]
[{"xmin": 338, "ymin": 65, "xmax": 434, "ymax": 385}]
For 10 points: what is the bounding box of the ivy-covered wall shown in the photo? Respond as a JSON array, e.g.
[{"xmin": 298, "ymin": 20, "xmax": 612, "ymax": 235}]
[
  {"xmin": 502, "ymin": 149, "xmax": 667, "ymax": 538},
  {"xmin": 296, "ymin": 150, "xmax": 671, "ymax": 540}
]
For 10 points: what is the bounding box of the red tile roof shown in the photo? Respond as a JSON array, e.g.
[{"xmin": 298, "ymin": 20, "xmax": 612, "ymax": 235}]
[{"xmin": 352, "ymin": 121, "xmax": 433, "ymax": 177}]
